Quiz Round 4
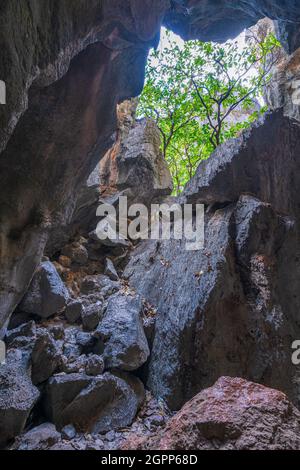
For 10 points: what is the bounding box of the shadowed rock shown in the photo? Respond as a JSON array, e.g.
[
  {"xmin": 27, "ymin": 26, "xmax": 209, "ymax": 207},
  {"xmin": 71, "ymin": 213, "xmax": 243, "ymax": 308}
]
[
  {"xmin": 95, "ymin": 293, "xmax": 150, "ymax": 371},
  {"xmin": 122, "ymin": 377, "xmax": 300, "ymax": 450},
  {"xmin": 44, "ymin": 371, "xmax": 144, "ymax": 433}
]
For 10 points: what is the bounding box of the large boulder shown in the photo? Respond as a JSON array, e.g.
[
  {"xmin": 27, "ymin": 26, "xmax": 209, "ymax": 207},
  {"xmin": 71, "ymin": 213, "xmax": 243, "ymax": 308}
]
[
  {"xmin": 95, "ymin": 293, "xmax": 150, "ymax": 371},
  {"xmin": 0, "ymin": 350, "xmax": 40, "ymax": 448},
  {"xmin": 122, "ymin": 377, "xmax": 300, "ymax": 450},
  {"xmin": 124, "ymin": 111, "xmax": 300, "ymax": 410},
  {"xmin": 19, "ymin": 262, "xmax": 69, "ymax": 319},
  {"xmin": 44, "ymin": 371, "xmax": 144, "ymax": 433}
]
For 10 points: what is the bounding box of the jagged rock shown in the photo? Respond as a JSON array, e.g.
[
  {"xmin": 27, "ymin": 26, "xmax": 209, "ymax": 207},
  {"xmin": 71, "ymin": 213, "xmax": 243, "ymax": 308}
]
[
  {"xmin": 0, "ymin": 350, "xmax": 40, "ymax": 448},
  {"xmin": 61, "ymin": 355, "xmax": 87, "ymax": 374},
  {"xmin": 124, "ymin": 112, "xmax": 300, "ymax": 410},
  {"xmin": 49, "ymin": 324, "xmax": 65, "ymax": 341},
  {"xmin": 95, "ymin": 293, "xmax": 150, "ymax": 371},
  {"xmin": 12, "ymin": 423, "xmax": 61, "ymax": 451},
  {"xmin": 75, "ymin": 331, "xmax": 97, "ymax": 354},
  {"xmin": 65, "ymin": 299, "xmax": 84, "ymax": 324},
  {"xmin": 81, "ymin": 302, "xmax": 103, "ymax": 331},
  {"xmin": 18, "ymin": 262, "xmax": 69, "ymax": 319},
  {"xmin": 31, "ymin": 328, "xmax": 61, "ymax": 385},
  {"xmin": 104, "ymin": 258, "xmax": 119, "ymax": 281},
  {"xmin": 44, "ymin": 372, "xmax": 144, "ymax": 433},
  {"xmin": 81, "ymin": 274, "xmax": 120, "ymax": 298},
  {"xmin": 122, "ymin": 377, "xmax": 300, "ymax": 450}
]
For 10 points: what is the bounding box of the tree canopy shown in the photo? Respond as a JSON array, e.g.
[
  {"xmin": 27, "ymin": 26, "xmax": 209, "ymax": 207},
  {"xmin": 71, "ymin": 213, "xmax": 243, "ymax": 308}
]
[{"xmin": 137, "ymin": 30, "xmax": 281, "ymax": 194}]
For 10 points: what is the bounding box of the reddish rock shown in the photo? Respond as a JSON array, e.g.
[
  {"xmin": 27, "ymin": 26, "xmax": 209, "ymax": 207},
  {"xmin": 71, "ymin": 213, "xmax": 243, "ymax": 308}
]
[{"xmin": 122, "ymin": 377, "xmax": 300, "ymax": 450}]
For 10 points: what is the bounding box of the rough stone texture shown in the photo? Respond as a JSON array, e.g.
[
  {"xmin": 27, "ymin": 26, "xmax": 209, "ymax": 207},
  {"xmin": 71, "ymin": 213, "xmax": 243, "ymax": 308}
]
[
  {"xmin": 122, "ymin": 377, "xmax": 300, "ymax": 450},
  {"xmin": 65, "ymin": 299, "xmax": 84, "ymax": 324},
  {"xmin": 125, "ymin": 111, "xmax": 300, "ymax": 410},
  {"xmin": 11, "ymin": 423, "xmax": 61, "ymax": 451},
  {"xmin": 0, "ymin": 350, "xmax": 40, "ymax": 448},
  {"xmin": 164, "ymin": 1, "xmax": 300, "ymax": 48},
  {"xmin": 2, "ymin": 1, "xmax": 300, "ymax": 332},
  {"xmin": 266, "ymin": 46, "xmax": 300, "ymax": 121},
  {"xmin": 100, "ymin": 115, "xmax": 173, "ymax": 206},
  {"xmin": 95, "ymin": 293, "xmax": 150, "ymax": 371},
  {"xmin": 0, "ymin": 0, "xmax": 165, "ymax": 331},
  {"xmin": 18, "ymin": 262, "xmax": 69, "ymax": 319},
  {"xmin": 104, "ymin": 258, "xmax": 119, "ymax": 281},
  {"xmin": 81, "ymin": 301, "xmax": 103, "ymax": 331},
  {"xmin": 44, "ymin": 371, "xmax": 144, "ymax": 433}
]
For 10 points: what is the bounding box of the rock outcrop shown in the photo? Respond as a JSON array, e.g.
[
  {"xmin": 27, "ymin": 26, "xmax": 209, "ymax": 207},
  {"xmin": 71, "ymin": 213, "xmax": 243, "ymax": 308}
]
[
  {"xmin": 122, "ymin": 377, "xmax": 300, "ymax": 450},
  {"xmin": 124, "ymin": 110, "xmax": 300, "ymax": 410},
  {"xmin": 95, "ymin": 293, "xmax": 150, "ymax": 371}
]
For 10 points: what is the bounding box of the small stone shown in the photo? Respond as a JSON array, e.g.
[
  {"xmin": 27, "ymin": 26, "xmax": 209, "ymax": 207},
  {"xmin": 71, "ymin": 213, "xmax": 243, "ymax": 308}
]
[
  {"xmin": 65, "ymin": 299, "xmax": 84, "ymax": 324},
  {"xmin": 85, "ymin": 355, "xmax": 105, "ymax": 376},
  {"xmin": 104, "ymin": 258, "xmax": 119, "ymax": 281},
  {"xmin": 61, "ymin": 424, "xmax": 77, "ymax": 440},
  {"xmin": 59, "ymin": 255, "xmax": 72, "ymax": 268}
]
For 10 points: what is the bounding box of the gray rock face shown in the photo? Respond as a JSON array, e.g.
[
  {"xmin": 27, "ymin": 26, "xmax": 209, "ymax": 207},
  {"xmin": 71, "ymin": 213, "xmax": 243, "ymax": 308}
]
[
  {"xmin": 19, "ymin": 262, "xmax": 69, "ymax": 319},
  {"xmin": 164, "ymin": 1, "xmax": 300, "ymax": 50},
  {"xmin": 124, "ymin": 111, "xmax": 300, "ymax": 410},
  {"xmin": 112, "ymin": 117, "xmax": 173, "ymax": 205},
  {"xmin": 81, "ymin": 302, "xmax": 103, "ymax": 331},
  {"xmin": 0, "ymin": 350, "xmax": 40, "ymax": 448},
  {"xmin": 44, "ymin": 372, "xmax": 144, "ymax": 433},
  {"xmin": 95, "ymin": 293, "xmax": 150, "ymax": 371}
]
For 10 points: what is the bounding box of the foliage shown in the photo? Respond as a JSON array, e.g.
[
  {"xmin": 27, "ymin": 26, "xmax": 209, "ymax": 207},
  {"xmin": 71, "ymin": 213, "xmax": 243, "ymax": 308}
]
[{"xmin": 137, "ymin": 30, "xmax": 281, "ymax": 194}]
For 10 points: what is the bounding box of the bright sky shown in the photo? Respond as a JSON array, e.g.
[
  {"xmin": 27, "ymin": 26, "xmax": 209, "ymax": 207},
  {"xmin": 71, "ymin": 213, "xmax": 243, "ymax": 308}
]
[{"xmin": 149, "ymin": 27, "xmax": 264, "ymax": 104}]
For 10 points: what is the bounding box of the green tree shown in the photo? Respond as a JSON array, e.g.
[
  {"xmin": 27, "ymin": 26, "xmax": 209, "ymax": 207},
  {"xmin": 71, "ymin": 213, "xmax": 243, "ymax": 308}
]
[{"xmin": 137, "ymin": 30, "xmax": 281, "ymax": 193}]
